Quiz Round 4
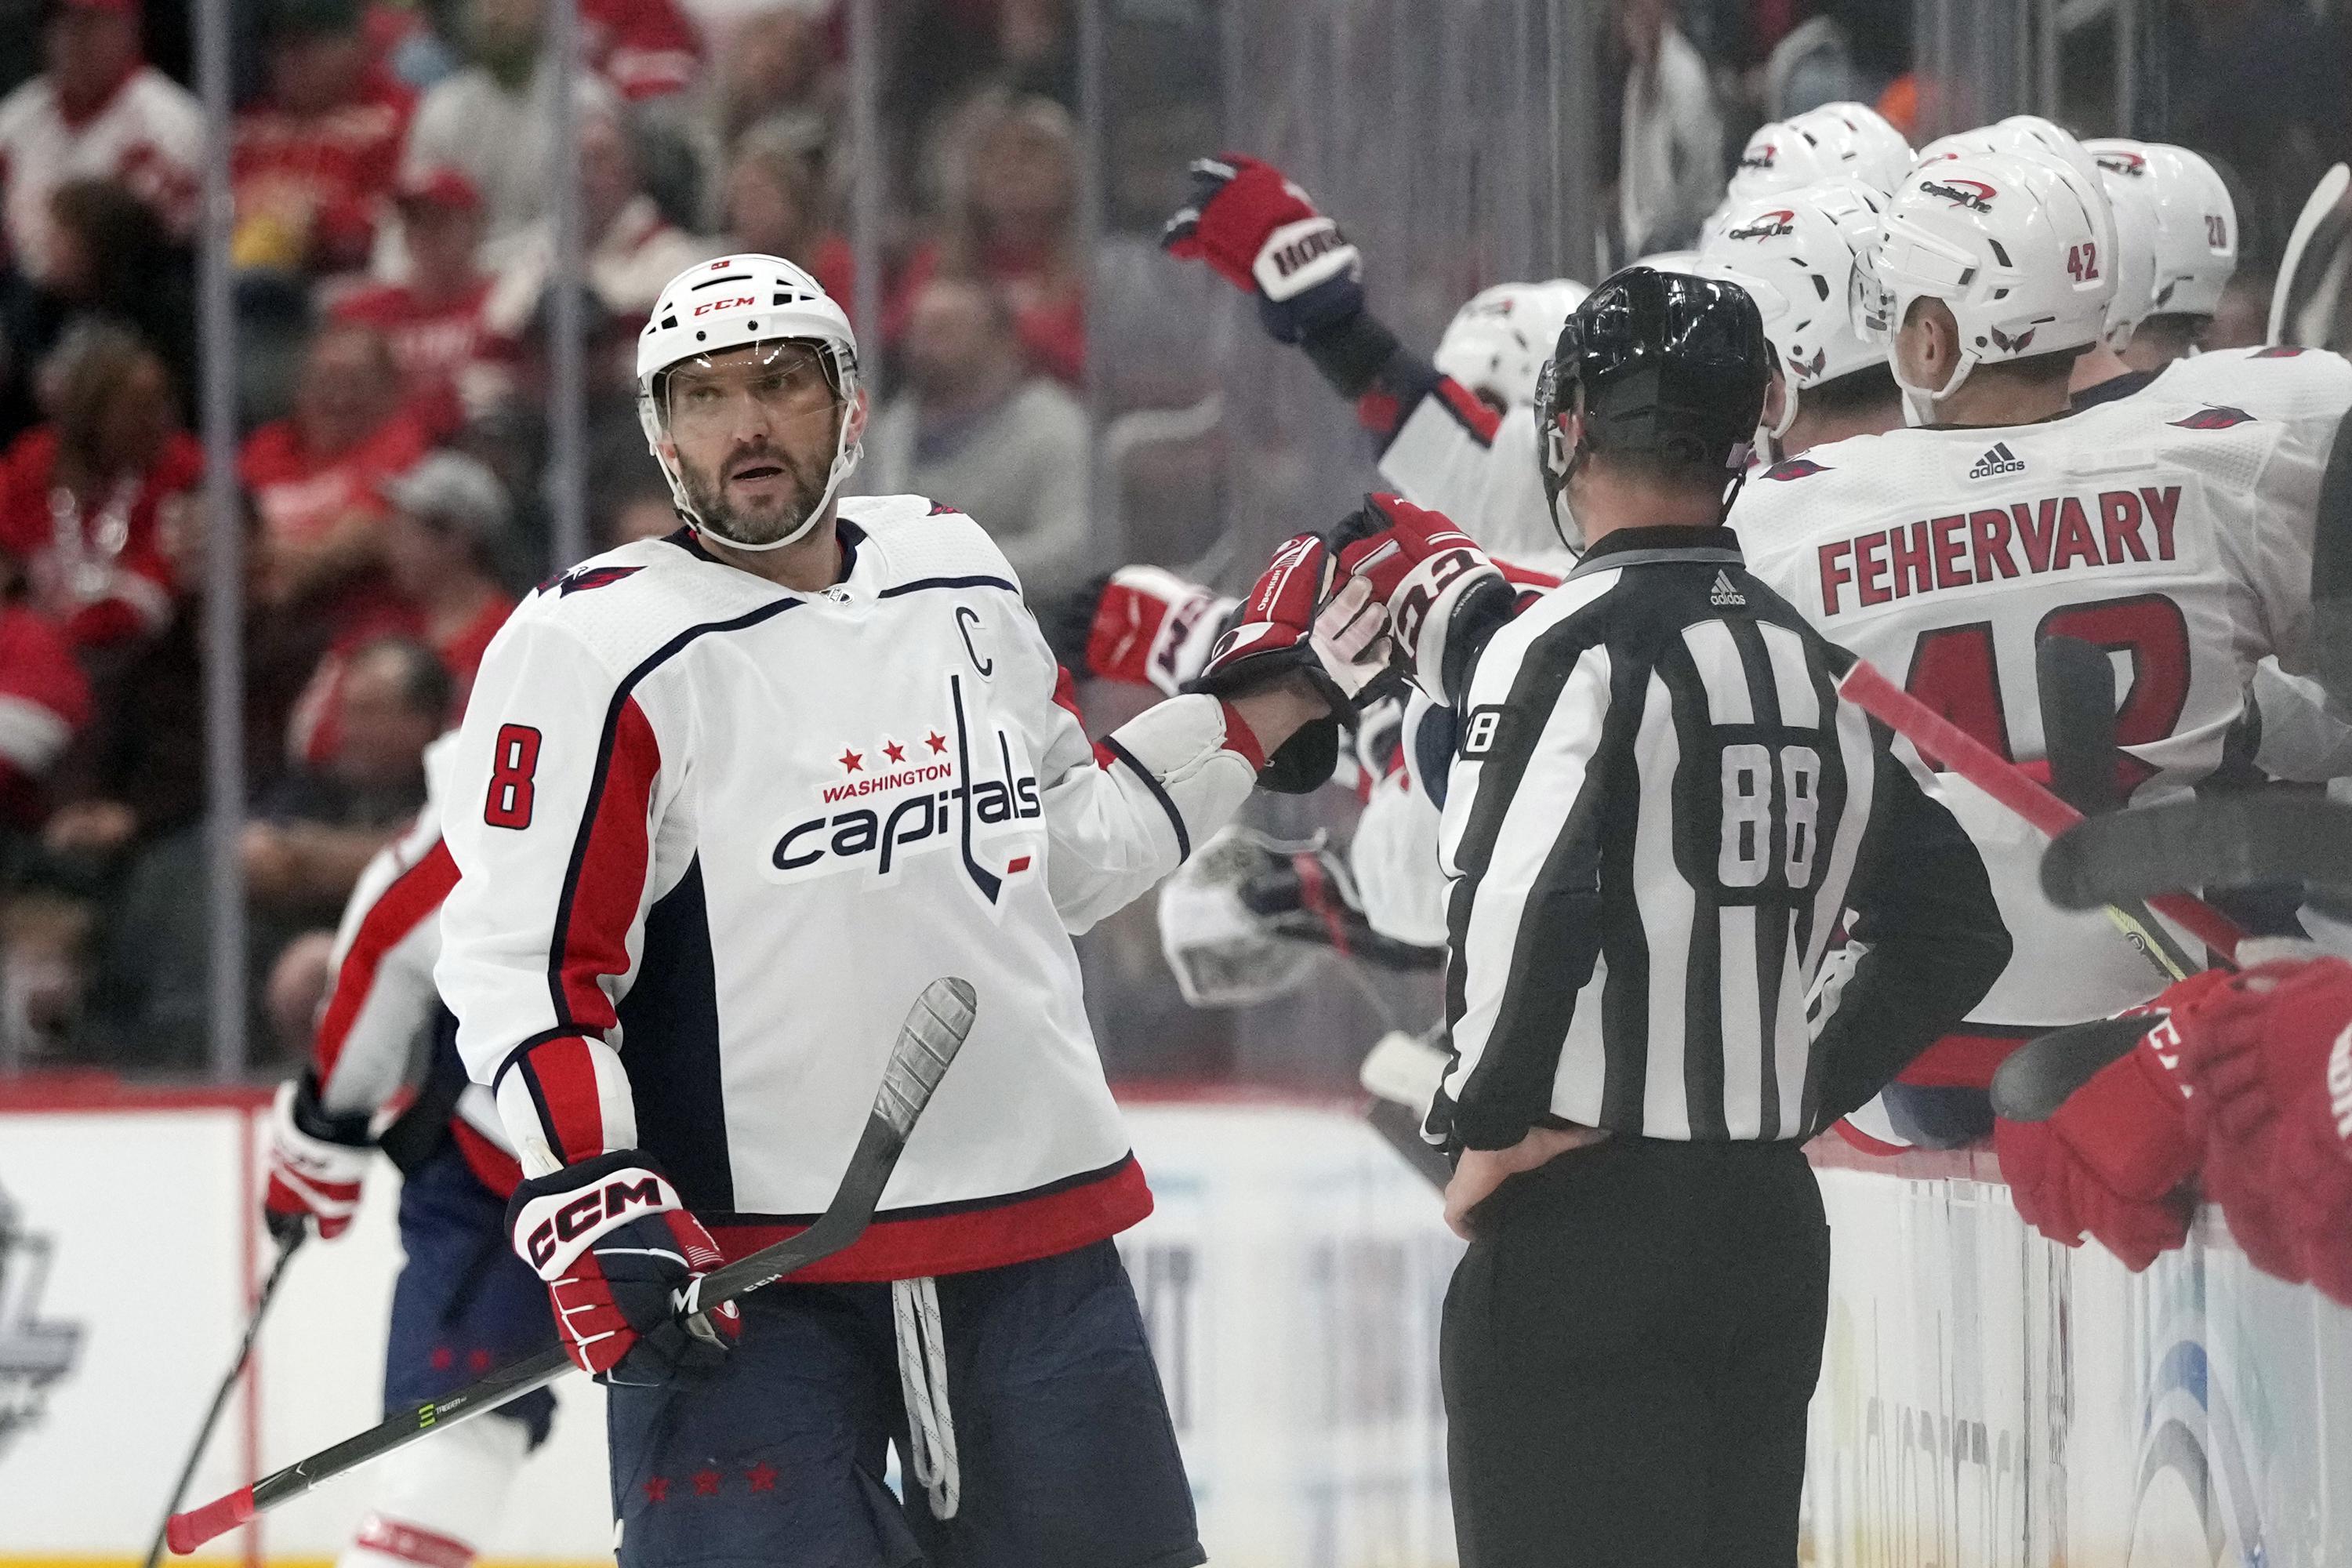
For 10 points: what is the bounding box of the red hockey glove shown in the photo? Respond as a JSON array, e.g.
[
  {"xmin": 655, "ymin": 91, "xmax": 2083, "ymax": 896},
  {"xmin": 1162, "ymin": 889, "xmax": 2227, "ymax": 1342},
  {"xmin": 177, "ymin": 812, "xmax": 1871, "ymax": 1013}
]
[
  {"xmin": 1161, "ymin": 154, "xmax": 1365, "ymax": 344},
  {"xmin": 263, "ymin": 1073, "xmax": 372, "ymax": 1243},
  {"xmin": 506, "ymin": 1151, "xmax": 740, "ymax": 1385},
  {"xmin": 1189, "ymin": 533, "xmax": 1395, "ymax": 793},
  {"xmin": 1329, "ymin": 493, "xmax": 1523, "ymax": 706},
  {"xmin": 2269, "ymin": 969, "xmax": 2352, "ymax": 1304},
  {"xmin": 1994, "ymin": 1111, "xmax": 2191, "ymax": 1272},
  {"xmin": 1083, "ymin": 566, "xmax": 1237, "ymax": 695}
]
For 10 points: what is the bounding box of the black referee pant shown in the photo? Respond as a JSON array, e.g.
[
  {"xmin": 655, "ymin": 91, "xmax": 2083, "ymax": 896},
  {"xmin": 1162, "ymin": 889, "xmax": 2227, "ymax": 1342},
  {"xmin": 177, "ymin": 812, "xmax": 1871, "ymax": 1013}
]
[{"xmin": 1440, "ymin": 1137, "xmax": 1831, "ymax": 1567}]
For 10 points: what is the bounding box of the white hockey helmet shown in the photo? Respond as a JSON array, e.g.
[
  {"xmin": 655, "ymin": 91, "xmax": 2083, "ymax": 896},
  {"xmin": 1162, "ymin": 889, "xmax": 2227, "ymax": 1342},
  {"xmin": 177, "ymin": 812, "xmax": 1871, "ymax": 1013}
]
[
  {"xmin": 635, "ymin": 253, "xmax": 862, "ymax": 553},
  {"xmin": 1697, "ymin": 179, "xmax": 1887, "ymax": 436},
  {"xmin": 2082, "ymin": 139, "xmax": 2237, "ymax": 318},
  {"xmin": 1857, "ymin": 149, "xmax": 2114, "ymax": 416},
  {"xmin": 1789, "ymin": 101, "xmax": 1913, "ymax": 194},
  {"xmin": 1728, "ymin": 119, "xmax": 1846, "ymax": 205},
  {"xmin": 1432, "ymin": 278, "xmax": 1592, "ymax": 412},
  {"xmin": 2084, "ymin": 149, "xmax": 2159, "ymax": 348}
]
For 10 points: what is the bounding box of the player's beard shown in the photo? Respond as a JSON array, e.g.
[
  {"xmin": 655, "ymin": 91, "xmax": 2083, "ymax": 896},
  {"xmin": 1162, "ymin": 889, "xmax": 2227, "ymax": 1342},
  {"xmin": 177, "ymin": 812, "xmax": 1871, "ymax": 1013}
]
[{"xmin": 676, "ymin": 434, "xmax": 834, "ymax": 548}]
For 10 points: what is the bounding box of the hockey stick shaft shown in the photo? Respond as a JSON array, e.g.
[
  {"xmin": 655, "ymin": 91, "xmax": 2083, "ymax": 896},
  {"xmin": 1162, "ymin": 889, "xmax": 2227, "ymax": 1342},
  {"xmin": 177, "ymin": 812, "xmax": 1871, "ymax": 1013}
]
[
  {"xmin": 1837, "ymin": 659, "xmax": 2245, "ymax": 962},
  {"xmin": 169, "ymin": 978, "xmax": 978, "ymax": 1554},
  {"xmin": 2268, "ymin": 163, "xmax": 2350, "ymax": 346},
  {"xmin": 141, "ymin": 1231, "xmax": 303, "ymax": 1568}
]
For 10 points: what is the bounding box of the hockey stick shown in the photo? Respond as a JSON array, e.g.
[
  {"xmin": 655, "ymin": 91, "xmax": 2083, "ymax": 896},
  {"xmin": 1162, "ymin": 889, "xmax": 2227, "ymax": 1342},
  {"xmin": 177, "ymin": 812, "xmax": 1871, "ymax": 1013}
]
[
  {"xmin": 2042, "ymin": 793, "xmax": 2352, "ymax": 909},
  {"xmin": 1988, "ymin": 1014, "xmax": 2159, "ymax": 1122},
  {"xmin": 168, "ymin": 977, "xmax": 979, "ymax": 1554},
  {"xmin": 1835, "ymin": 659, "xmax": 2245, "ymax": 961},
  {"xmin": 2268, "ymin": 163, "xmax": 2350, "ymax": 347},
  {"xmin": 2034, "ymin": 637, "xmax": 2198, "ymax": 982},
  {"xmin": 140, "ymin": 1229, "xmax": 304, "ymax": 1568}
]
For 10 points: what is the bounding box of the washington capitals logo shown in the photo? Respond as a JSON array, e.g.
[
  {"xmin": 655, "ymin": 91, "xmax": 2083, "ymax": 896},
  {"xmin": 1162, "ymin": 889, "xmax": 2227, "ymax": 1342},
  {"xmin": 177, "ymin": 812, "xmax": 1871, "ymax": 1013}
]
[
  {"xmin": 1988, "ymin": 325, "xmax": 2038, "ymax": 354},
  {"xmin": 1765, "ymin": 457, "xmax": 1831, "ymax": 481},
  {"xmin": 2253, "ymin": 346, "xmax": 2309, "ymax": 359},
  {"xmin": 1728, "ymin": 209, "xmax": 1798, "ymax": 241},
  {"xmin": 546, "ymin": 564, "xmax": 645, "ymax": 597},
  {"xmin": 2171, "ymin": 405, "xmax": 2256, "ymax": 430},
  {"xmin": 1920, "ymin": 177, "xmax": 1997, "ymax": 212}
]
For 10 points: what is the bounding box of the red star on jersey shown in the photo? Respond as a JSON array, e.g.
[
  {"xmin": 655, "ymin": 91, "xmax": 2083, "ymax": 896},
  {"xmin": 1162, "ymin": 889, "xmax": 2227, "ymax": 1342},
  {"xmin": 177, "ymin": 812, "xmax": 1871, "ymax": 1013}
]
[
  {"xmin": 643, "ymin": 1477, "xmax": 671, "ymax": 1504},
  {"xmin": 883, "ymin": 740, "xmax": 906, "ymax": 764},
  {"xmin": 692, "ymin": 1469, "xmax": 723, "ymax": 1497},
  {"xmin": 838, "ymin": 749, "xmax": 862, "ymax": 772},
  {"xmin": 926, "ymin": 731, "xmax": 948, "ymax": 755},
  {"xmin": 745, "ymin": 1462, "xmax": 778, "ymax": 1493}
]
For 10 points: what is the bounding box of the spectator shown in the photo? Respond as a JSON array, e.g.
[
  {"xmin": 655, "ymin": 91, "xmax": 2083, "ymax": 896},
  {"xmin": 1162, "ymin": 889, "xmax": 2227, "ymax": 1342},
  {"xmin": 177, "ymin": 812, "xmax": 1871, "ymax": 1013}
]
[
  {"xmin": 1615, "ymin": 0, "xmax": 1724, "ymax": 258},
  {"xmin": 230, "ymin": 0, "xmax": 412, "ymax": 280},
  {"xmin": 896, "ymin": 92, "xmax": 1087, "ymax": 384},
  {"xmin": 286, "ymin": 450, "xmax": 515, "ymax": 769},
  {"xmin": 329, "ymin": 167, "xmax": 502, "ymax": 434},
  {"xmin": 0, "ymin": 324, "xmax": 198, "ymax": 652},
  {"xmin": 860, "ymin": 274, "xmax": 1091, "ymax": 601},
  {"xmin": 0, "ymin": 0, "xmax": 201, "ymax": 283},
  {"xmin": 706, "ymin": 6, "xmax": 833, "ymax": 158},
  {"xmin": 238, "ymin": 320, "xmax": 433, "ymax": 617},
  {"xmin": 0, "ymin": 579, "xmax": 90, "ymax": 833},
  {"xmin": 479, "ymin": 101, "xmax": 716, "ymax": 336},
  {"xmin": 582, "ymin": 0, "xmax": 702, "ymax": 103},
  {"xmin": 723, "ymin": 124, "xmax": 852, "ymax": 310},
  {"xmin": 403, "ymin": 0, "xmax": 624, "ymax": 252}
]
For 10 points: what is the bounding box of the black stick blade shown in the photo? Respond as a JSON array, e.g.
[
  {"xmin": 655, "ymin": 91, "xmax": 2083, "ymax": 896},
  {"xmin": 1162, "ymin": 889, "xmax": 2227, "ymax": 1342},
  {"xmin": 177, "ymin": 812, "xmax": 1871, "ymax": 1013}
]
[
  {"xmin": 2037, "ymin": 635, "xmax": 2121, "ymax": 815},
  {"xmin": 2042, "ymin": 795, "xmax": 2352, "ymax": 909},
  {"xmin": 1990, "ymin": 1015, "xmax": 2159, "ymax": 1121}
]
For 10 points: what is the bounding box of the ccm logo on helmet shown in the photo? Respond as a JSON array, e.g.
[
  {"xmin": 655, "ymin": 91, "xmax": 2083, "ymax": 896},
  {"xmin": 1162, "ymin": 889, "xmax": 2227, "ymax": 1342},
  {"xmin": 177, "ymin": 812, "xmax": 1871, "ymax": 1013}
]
[
  {"xmin": 693, "ymin": 296, "xmax": 756, "ymax": 316},
  {"xmin": 525, "ymin": 1174, "xmax": 668, "ymax": 1269},
  {"xmin": 1919, "ymin": 178, "xmax": 1996, "ymax": 212}
]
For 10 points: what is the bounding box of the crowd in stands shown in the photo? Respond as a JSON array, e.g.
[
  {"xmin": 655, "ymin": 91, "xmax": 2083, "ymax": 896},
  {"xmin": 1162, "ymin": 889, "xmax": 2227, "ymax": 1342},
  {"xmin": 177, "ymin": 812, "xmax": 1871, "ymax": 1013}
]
[{"xmin": 0, "ymin": 0, "xmax": 2347, "ymax": 1076}]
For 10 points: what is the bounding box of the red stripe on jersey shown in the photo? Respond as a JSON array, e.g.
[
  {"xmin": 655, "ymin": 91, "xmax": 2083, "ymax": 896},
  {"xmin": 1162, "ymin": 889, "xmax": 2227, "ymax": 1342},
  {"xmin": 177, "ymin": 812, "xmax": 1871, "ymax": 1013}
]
[
  {"xmin": 1215, "ymin": 699, "xmax": 1266, "ymax": 772},
  {"xmin": 355, "ymin": 1516, "xmax": 476, "ymax": 1568},
  {"xmin": 557, "ymin": 696, "xmax": 661, "ymax": 1029},
  {"xmin": 1896, "ymin": 1030, "xmax": 2034, "ymax": 1088},
  {"xmin": 519, "ymin": 1036, "xmax": 609, "ymax": 1164},
  {"xmin": 310, "ymin": 840, "xmax": 459, "ymax": 1087},
  {"xmin": 1051, "ymin": 662, "xmax": 1088, "ymax": 726},
  {"xmin": 706, "ymin": 1155, "xmax": 1152, "ymax": 1282},
  {"xmin": 1436, "ymin": 377, "xmax": 1502, "ymax": 446},
  {"xmin": 452, "ymin": 1117, "xmax": 522, "ymax": 1200}
]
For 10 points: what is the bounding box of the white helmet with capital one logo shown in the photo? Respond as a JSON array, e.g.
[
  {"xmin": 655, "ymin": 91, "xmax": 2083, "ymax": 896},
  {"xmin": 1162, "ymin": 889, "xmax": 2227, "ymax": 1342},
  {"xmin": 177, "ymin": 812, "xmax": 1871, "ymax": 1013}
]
[
  {"xmin": 1789, "ymin": 101, "xmax": 1913, "ymax": 193},
  {"xmin": 1432, "ymin": 278, "xmax": 1592, "ymax": 411},
  {"xmin": 636, "ymin": 253, "xmax": 862, "ymax": 552},
  {"xmin": 2082, "ymin": 139, "xmax": 2238, "ymax": 318},
  {"xmin": 1856, "ymin": 149, "xmax": 2114, "ymax": 418},
  {"xmin": 1697, "ymin": 179, "xmax": 1887, "ymax": 437},
  {"xmin": 1727, "ymin": 118, "xmax": 1847, "ymax": 206}
]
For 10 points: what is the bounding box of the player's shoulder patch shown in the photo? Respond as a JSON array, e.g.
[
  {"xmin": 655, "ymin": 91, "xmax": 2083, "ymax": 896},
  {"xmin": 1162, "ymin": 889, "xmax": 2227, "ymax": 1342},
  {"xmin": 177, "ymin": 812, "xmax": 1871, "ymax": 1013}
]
[
  {"xmin": 2169, "ymin": 405, "xmax": 2257, "ymax": 430},
  {"xmin": 1763, "ymin": 456, "xmax": 1831, "ymax": 481},
  {"xmin": 844, "ymin": 492, "xmax": 1023, "ymax": 594},
  {"xmin": 543, "ymin": 563, "xmax": 644, "ymax": 597},
  {"xmin": 2252, "ymin": 346, "xmax": 2309, "ymax": 359}
]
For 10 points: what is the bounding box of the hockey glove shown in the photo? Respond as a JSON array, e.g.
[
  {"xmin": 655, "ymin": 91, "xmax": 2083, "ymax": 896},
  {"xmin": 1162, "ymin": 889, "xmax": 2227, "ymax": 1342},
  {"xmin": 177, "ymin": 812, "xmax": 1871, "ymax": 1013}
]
[
  {"xmin": 264, "ymin": 1073, "xmax": 373, "ymax": 1243},
  {"xmin": 1081, "ymin": 566, "xmax": 1238, "ymax": 695},
  {"xmin": 1330, "ymin": 493, "xmax": 1526, "ymax": 706},
  {"xmin": 1189, "ymin": 532, "xmax": 1396, "ymax": 793},
  {"xmin": 506, "ymin": 1151, "xmax": 740, "ymax": 1385},
  {"xmin": 1162, "ymin": 154, "xmax": 1365, "ymax": 344}
]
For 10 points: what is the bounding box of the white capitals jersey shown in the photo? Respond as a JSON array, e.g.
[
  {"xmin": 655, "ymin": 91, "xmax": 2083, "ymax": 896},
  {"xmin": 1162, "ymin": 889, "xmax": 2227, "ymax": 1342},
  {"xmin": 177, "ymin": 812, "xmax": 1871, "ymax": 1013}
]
[
  {"xmin": 436, "ymin": 498, "xmax": 1258, "ymax": 1281},
  {"xmin": 1735, "ymin": 393, "xmax": 2314, "ymax": 1029},
  {"xmin": 1377, "ymin": 393, "xmax": 1576, "ymax": 571}
]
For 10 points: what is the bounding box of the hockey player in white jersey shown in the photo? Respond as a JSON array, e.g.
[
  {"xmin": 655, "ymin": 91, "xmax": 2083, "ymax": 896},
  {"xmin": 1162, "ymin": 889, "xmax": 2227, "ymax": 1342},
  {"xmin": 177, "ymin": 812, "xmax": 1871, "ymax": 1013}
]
[
  {"xmin": 434, "ymin": 254, "xmax": 1352, "ymax": 1567},
  {"xmin": 1730, "ymin": 149, "xmax": 2324, "ymax": 1145},
  {"xmin": 1160, "ymin": 153, "xmax": 1580, "ymax": 565}
]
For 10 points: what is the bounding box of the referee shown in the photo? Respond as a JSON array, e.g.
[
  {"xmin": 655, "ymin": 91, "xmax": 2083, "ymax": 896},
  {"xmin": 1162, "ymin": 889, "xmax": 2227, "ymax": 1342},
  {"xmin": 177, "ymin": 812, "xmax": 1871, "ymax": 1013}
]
[{"xmin": 1428, "ymin": 269, "xmax": 2011, "ymax": 1565}]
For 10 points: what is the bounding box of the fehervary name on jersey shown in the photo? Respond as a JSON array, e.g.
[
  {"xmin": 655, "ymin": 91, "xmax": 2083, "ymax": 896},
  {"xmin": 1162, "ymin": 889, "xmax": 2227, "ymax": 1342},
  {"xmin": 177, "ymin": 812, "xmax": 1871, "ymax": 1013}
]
[{"xmin": 1817, "ymin": 485, "xmax": 2180, "ymax": 616}]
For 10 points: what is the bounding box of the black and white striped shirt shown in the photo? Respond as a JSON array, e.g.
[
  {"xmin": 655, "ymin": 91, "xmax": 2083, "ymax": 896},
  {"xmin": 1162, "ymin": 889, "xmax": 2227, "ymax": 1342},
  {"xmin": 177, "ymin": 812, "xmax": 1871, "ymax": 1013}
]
[{"xmin": 1430, "ymin": 526, "xmax": 2009, "ymax": 1151}]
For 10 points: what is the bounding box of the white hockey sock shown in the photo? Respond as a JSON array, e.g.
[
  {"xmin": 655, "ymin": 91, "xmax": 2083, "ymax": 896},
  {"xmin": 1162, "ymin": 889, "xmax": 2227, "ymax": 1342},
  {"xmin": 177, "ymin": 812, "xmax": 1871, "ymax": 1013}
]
[{"xmin": 336, "ymin": 1413, "xmax": 532, "ymax": 1568}]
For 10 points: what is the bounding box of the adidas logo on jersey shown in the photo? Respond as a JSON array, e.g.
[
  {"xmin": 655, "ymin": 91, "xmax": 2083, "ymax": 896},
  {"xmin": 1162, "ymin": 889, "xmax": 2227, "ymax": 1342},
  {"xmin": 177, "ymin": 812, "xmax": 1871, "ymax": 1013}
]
[
  {"xmin": 1709, "ymin": 572, "xmax": 1746, "ymax": 608},
  {"xmin": 1968, "ymin": 441, "xmax": 2026, "ymax": 480}
]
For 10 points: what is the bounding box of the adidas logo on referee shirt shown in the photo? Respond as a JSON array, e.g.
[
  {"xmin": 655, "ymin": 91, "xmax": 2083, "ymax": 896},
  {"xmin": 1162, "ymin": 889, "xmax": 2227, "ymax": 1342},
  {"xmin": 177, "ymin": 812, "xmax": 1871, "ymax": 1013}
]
[
  {"xmin": 1968, "ymin": 441, "xmax": 2025, "ymax": 479},
  {"xmin": 1709, "ymin": 572, "xmax": 1745, "ymax": 607}
]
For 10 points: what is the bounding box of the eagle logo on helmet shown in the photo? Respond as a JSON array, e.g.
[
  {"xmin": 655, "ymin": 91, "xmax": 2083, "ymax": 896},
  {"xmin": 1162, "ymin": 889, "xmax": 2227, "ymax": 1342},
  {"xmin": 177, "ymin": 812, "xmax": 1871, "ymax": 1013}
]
[
  {"xmin": 1988, "ymin": 325, "xmax": 2038, "ymax": 354},
  {"xmin": 1919, "ymin": 178, "xmax": 1997, "ymax": 212},
  {"xmin": 1788, "ymin": 347, "xmax": 1827, "ymax": 380},
  {"xmin": 1727, "ymin": 210, "xmax": 1798, "ymax": 241}
]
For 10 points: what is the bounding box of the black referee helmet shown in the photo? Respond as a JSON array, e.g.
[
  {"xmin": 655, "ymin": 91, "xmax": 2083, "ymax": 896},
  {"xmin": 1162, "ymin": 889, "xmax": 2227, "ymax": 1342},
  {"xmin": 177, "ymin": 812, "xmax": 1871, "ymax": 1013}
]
[{"xmin": 1534, "ymin": 266, "xmax": 1772, "ymax": 543}]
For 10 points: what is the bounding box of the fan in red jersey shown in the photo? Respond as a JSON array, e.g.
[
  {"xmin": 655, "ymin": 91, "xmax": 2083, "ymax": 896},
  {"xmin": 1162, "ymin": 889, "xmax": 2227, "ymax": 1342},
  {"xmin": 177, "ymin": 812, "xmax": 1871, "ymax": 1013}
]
[
  {"xmin": 230, "ymin": 0, "xmax": 412, "ymax": 278},
  {"xmin": 328, "ymin": 169, "xmax": 501, "ymax": 437}
]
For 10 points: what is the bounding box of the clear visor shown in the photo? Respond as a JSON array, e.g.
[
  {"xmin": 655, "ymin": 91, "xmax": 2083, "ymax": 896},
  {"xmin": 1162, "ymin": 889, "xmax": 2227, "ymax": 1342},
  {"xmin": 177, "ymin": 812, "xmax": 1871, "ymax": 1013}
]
[{"xmin": 659, "ymin": 339, "xmax": 843, "ymax": 444}]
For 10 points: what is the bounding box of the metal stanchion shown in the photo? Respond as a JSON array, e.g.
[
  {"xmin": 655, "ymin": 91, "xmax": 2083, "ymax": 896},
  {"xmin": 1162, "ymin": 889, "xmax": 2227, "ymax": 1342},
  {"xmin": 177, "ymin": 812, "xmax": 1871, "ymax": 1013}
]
[
  {"xmin": 847, "ymin": 0, "xmax": 884, "ymax": 388},
  {"xmin": 194, "ymin": 0, "xmax": 246, "ymax": 1081},
  {"xmin": 546, "ymin": 0, "xmax": 590, "ymax": 573},
  {"xmin": 1076, "ymin": 0, "xmax": 1111, "ymax": 568}
]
